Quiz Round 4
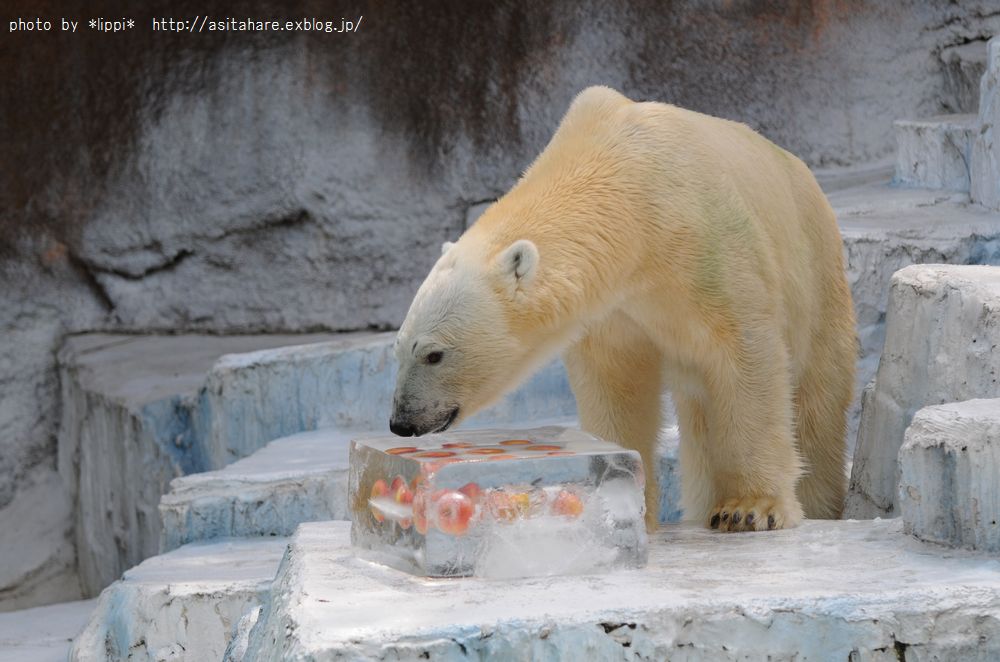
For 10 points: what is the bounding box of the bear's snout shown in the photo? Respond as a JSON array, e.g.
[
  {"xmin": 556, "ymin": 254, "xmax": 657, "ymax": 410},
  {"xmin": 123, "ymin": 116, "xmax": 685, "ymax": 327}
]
[
  {"xmin": 389, "ymin": 418, "xmax": 417, "ymax": 437},
  {"xmin": 389, "ymin": 405, "xmax": 459, "ymax": 437}
]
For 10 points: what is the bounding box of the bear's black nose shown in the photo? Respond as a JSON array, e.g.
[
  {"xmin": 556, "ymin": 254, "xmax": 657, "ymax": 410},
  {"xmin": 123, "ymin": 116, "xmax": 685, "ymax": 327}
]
[{"xmin": 390, "ymin": 419, "xmax": 416, "ymax": 437}]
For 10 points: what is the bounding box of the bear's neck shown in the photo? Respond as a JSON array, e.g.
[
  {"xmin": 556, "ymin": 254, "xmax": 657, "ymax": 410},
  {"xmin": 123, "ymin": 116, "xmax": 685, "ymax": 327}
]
[{"xmin": 472, "ymin": 176, "xmax": 649, "ymax": 341}]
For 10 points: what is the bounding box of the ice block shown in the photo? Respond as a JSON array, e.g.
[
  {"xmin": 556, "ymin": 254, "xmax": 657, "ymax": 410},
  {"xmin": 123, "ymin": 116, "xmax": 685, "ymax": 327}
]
[{"xmin": 348, "ymin": 426, "xmax": 647, "ymax": 578}]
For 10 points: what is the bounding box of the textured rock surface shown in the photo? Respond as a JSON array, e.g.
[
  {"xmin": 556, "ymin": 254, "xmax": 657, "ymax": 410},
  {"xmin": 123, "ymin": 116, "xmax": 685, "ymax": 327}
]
[
  {"xmin": 0, "ymin": 598, "xmax": 96, "ymax": 662},
  {"xmin": 899, "ymin": 399, "xmax": 1000, "ymax": 552},
  {"xmin": 70, "ymin": 537, "xmax": 286, "ymax": 662},
  {"xmin": 894, "ymin": 114, "xmax": 976, "ymax": 190},
  {"xmin": 161, "ymin": 424, "xmax": 682, "ymax": 551},
  {"xmin": 4, "ymin": 2, "xmax": 1000, "ymax": 610},
  {"xmin": 243, "ymin": 519, "xmax": 1000, "ymax": 661},
  {"xmin": 972, "ymin": 37, "xmax": 1000, "ymax": 210},
  {"xmin": 848, "ymin": 265, "xmax": 1000, "ymax": 519}
]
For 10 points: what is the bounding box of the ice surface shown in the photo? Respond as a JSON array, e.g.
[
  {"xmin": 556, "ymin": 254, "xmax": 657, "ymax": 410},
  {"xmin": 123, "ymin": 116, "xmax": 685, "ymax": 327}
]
[{"xmin": 348, "ymin": 426, "xmax": 647, "ymax": 578}]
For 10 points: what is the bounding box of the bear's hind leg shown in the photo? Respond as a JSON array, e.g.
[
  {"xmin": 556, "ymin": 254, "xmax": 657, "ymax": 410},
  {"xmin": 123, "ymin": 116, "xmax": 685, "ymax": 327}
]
[
  {"xmin": 793, "ymin": 330, "xmax": 854, "ymax": 519},
  {"xmin": 564, "ymin": 313, "xmax": 664, "ymax": 530}
]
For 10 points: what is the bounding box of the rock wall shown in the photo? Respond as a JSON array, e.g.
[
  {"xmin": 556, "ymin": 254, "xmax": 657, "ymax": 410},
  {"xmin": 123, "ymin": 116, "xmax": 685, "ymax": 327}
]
[{"xmin": 3, "ymin": 0, "xmax": 1000, "ymax": 609}]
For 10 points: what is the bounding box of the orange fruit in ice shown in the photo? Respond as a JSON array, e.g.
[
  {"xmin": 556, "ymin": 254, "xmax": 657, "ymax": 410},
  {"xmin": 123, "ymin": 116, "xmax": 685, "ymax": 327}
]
[
  {"xmin": 386, "ymin": 446, "xmax": 419, "ymax": 455},
  {"xmin": 465, "ymin": 447, "xmax": 505, "ymax": 455},
  {"xmin": 413, "ymin": 451, "xmax": 457, "ymax": 458},
  {"xmin": 524, "ymin": 445, "xmax": 562, "ymax": 451},
  {"xmin": 552, "ymin": 490, "xmax": 584, "ymax": 518},
  {"xmin": 499, "ymin": 439, "xmax": 532, "ymax": 446},
  {"xmin": 487, "ymin": 490, "xmax": 531, "ymax": 521}
]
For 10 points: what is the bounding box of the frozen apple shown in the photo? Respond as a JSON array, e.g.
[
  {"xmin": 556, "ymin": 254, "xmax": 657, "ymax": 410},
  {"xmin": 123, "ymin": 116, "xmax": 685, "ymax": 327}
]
[{"xmin": 436, "ymin": 491, "xmax": 474, "ymax": 536}]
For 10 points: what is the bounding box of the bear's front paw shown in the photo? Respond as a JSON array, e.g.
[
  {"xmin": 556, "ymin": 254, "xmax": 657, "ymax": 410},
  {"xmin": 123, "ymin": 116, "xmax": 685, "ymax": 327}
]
[{"xmin": 708, "ymin": 496, "xmax": 800, "ymax": 532}]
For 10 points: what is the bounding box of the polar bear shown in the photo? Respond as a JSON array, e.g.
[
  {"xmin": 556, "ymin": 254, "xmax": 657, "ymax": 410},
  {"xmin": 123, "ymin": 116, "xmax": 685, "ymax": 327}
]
[{"xmin": 390, "ymin": 86, "xmax": 856, "ymax": 532}]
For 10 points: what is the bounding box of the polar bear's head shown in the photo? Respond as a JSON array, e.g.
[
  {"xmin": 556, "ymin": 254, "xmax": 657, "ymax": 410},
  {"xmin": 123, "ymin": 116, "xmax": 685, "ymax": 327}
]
[{"xmin": 389, "ymin": 237, "xmax": 540, "ymax": 436}]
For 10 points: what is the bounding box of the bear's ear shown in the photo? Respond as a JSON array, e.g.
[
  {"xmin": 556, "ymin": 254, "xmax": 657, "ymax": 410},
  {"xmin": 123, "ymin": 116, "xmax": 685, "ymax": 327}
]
[
  {"xmin": 496, "ymin": 239, "xmax": 539, "ymax": 290},
  {"xmin": 440, "ymin": 241, "xmax": 456, "ymax": 255}
]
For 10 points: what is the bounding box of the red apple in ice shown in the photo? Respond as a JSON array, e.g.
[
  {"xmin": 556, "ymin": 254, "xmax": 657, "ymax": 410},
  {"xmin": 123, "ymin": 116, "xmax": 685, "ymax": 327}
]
[{"xmin": 436, "ymin": 491, "xmax": 474, "ymax": 535}]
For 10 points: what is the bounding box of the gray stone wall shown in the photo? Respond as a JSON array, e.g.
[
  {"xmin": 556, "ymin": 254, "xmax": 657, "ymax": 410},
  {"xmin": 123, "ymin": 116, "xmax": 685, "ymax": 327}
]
[{"xmin": 2, "ymin": 0, "xmax": 1000, "ymax": 609}]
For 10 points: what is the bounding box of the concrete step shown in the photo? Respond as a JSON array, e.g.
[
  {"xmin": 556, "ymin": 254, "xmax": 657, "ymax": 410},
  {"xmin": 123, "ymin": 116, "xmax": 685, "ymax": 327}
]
[
  {"xmin": 159, "ymin": 424, "xmax": 683, "ymax": 551},
  {"xmin": 893, "ymin": 114, "xmax": 976, "ymax": 191},
  {"xmin": 239, "ymin": 519, "xmax": 1000, "ymax": 661},
  {"xmin": 899, "ymin": 398, "xmax": 1000, "ymax": 552},
  {"xmin": 57, "ymin": 331, "xmax": 342, "ymax": 596},
  {"xmin": 70, "ymin": 537, "xmax": 286, "ymax": 661},
  {"xmin": 0, "ymin": 599, "xmax": 96, "ymax": 662},
  {"xmin": 847, "ymin": 265, "xmax": 1000, "ymax": 519}
]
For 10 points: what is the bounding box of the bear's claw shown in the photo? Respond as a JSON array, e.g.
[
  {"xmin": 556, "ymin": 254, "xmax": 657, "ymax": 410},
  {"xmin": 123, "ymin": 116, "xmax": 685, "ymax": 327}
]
[{"xmin": 708, "ymin": 496, "xmax": 790, "ymax": 532}]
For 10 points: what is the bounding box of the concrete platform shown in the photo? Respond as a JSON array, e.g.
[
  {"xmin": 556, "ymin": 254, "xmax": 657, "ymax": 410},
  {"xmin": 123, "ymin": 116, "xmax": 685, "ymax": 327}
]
[
  {"xmin": 160, "ymin": 424, "xmax": 682, "ymax": 551},
  {"xmin": 899, "ymin": 398, "xmax": 1000, "ymax": 552},
  {"xmin": 159, "ymin": 427, "xmax": 354, "ymax": 551},
  {"xmin": 57, "ymin": 331, "xmax": 342, "ymax": 595},
  {"xmin": 0, "ymin": 599, "xmax": 96, "ymax": 662},
  {"xmin": 894, "ymin": 114, "xmax": 976, "ymax": 191},
  {"xmin": 71, "ymin": 537, "xmax": 286, "ymax": 661},
  {"xmin": 243, "ymin": 519, "xmax": 1000, "ymax": 661}
]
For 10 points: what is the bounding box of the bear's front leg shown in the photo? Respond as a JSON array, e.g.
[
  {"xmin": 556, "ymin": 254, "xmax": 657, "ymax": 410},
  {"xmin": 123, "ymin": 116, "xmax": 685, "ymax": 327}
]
[
  {"xmin": 699, "ymin": 332, "xmax": 805, "ymax": 533},
  {"xmin": 563, "ymin": 313, "xmax": 664, "ymax": 530}
]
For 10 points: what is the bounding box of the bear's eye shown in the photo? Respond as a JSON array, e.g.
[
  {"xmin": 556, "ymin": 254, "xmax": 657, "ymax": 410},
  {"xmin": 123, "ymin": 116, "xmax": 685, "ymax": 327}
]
[{"xmin": 426, "ymin": 351, "xmax": 443, "ymax": 365}]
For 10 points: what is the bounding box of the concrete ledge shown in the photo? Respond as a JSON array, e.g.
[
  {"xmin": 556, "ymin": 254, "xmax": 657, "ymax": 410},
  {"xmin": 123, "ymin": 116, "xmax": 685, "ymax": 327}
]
[
  {"xmin": 894, "ymin": 114, "xmax": 976, "ymax": 191},
  {"xmin": 899, "ymin": 399, "xmax": 1000, "ymax": 552},
  {"xmin": 160, "ymin": 428, "xmax": 353, "ymax": 551},
  {"xmin": 70, "ymin": 537, "xmax": 286, "ymax": 662},
  {"xmin": 242, "ymin": 519, "xmax": 1000, "ymax": 661},
  {"xmin": 847, "ymin": 264, "xmax": 1000, "ymax": 518}
]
